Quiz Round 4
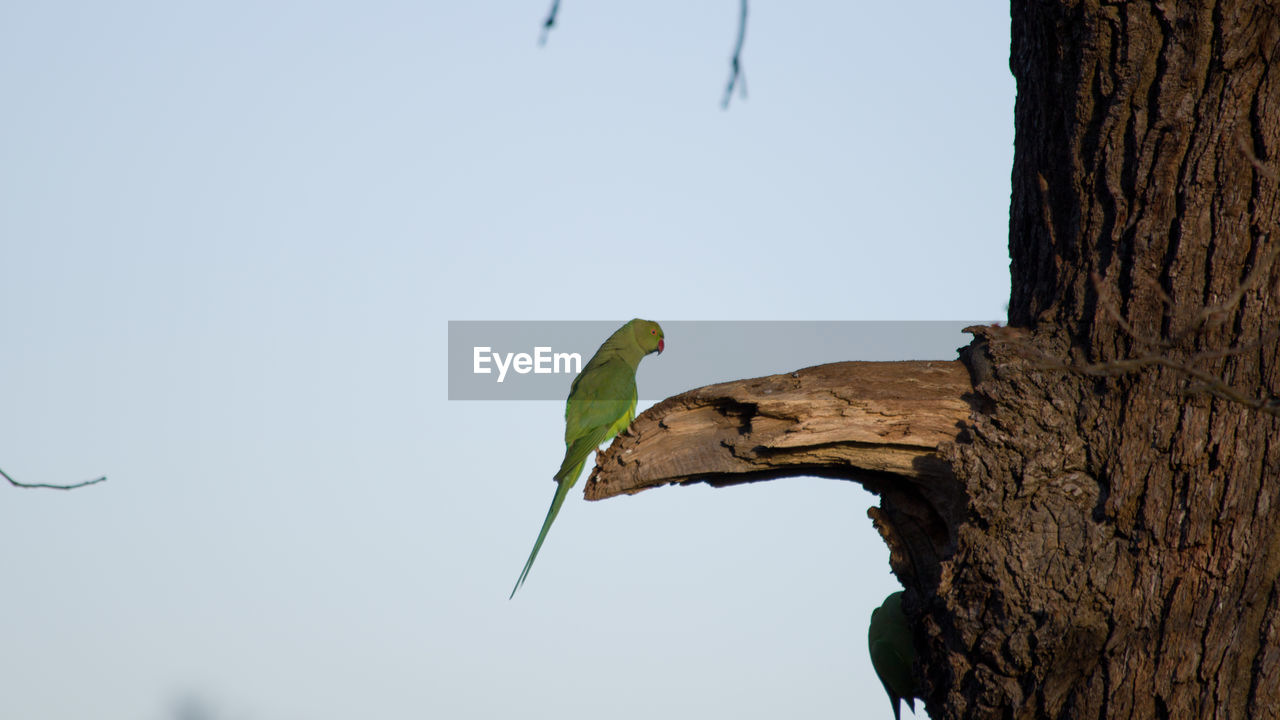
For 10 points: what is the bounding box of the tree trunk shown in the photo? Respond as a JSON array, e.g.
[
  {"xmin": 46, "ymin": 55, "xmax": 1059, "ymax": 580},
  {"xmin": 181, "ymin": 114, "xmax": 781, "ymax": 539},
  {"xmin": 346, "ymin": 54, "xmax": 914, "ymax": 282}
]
[
  {"xmin": 587, "ymin": 2, "xmax": 1280, "ymax": 718},
  {"xmin": 943, "ymin": 2, "xmax": 1280, "ymax": 718}
]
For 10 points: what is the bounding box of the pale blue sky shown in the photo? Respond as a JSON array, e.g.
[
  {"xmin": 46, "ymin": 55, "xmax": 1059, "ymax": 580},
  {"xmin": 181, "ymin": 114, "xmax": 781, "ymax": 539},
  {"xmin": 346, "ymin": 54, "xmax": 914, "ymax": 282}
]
[{"xmin": 1, "ymin": 2, "xmax": 1012, "ymax": 719}]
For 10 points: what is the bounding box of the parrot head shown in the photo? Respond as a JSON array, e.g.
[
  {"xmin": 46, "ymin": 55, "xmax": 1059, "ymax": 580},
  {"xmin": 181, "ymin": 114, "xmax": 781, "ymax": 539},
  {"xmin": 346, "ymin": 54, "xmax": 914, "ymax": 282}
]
[{"xmin": 631, "ymin": 319, "xmax": 665, "ymax": 355}]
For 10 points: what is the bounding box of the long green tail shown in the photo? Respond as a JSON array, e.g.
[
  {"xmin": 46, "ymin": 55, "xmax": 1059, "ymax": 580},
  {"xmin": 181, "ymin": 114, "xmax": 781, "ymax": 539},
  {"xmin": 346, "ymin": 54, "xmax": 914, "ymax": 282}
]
[{"xmin": 510, "ymin": 461, "xmax": 583, "ymax": 599}]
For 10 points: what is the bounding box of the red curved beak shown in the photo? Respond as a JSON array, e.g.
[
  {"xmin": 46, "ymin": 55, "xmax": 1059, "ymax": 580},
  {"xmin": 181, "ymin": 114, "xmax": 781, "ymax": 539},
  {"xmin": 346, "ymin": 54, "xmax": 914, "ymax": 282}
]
[{"xmin": 657, "ymin": 338, "xmax": 665, "ymax": 354}]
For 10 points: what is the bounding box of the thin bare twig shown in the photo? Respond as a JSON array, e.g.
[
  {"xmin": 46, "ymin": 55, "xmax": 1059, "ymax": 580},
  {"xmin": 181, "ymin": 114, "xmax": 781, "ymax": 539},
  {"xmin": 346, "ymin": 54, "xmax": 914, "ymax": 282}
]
[
  {"xmin": 536, "ymin": 0, "xmax": 749, "ymax": 107},
  {"xmin": 1090, "ymin": 271, "xmax": 1172, "ymax": 348},
  {"xmin": 1087, "ymin": 238, "xmax": 1278, "ymax": 348},
  {"xmin": 1001, "ymin": 318, "xmax": 1280, "ymax": 418},
  {"xmin": 1237, "ymin": 133, "xmax": 1279, "ymax": 182},
  {"xmin": 1190, "ymin": 237, "xmax": 1280, "ymax": 330},
  {"xmin": 2, "ymin": 466, "xmax": 106, "ymax": 491},
  {"xmin": 721, "ymin": 0, "xmax": 748, "ymax": 109},
  {"xmin": 538, "ymin": 0, "xmax": 561, "ymax": 46},
  {"xmin": 1028, "ymin": 153, "xmax": 1280, "ymax": 418},
  {"xmin": 1036, "ymin": 350, "xmax": 1280, "ymax": 417},
  {"xmin": 1134, "ymin": 270, "xmax": 1175, "ymax": 308},
  {"xmin": 1037, "ymin": 173, "xmax": 1057, "ymax": 247},
  {"xmin": 1192, "ymin": 326, "xmax": 1280, "ymax": 360}
]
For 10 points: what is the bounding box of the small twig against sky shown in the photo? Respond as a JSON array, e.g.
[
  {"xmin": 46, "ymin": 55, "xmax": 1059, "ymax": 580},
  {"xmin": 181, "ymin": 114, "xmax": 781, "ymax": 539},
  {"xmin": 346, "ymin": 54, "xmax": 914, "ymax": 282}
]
[
  {"xmin": 538, "ymin": 0, "xmax": 561, "ymax": 46},
  {"xmin": 722, "ymin": 0, "xmax": 749, "ymax": 109},
  {"xmin": 535, "ymin": 0, "xmax": 750, "ymax": 108},
  {"xmin": 2, "ymin": 466, "xmax": 107, "ymax": 491}
]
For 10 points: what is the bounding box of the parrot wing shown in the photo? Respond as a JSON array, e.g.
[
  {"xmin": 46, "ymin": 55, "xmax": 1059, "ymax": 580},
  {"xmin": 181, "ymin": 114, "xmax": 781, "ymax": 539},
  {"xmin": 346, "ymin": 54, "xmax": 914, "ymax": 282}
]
[{"xmin": 557, "ymin": 355, "xmax": 637, "ymax": 482}]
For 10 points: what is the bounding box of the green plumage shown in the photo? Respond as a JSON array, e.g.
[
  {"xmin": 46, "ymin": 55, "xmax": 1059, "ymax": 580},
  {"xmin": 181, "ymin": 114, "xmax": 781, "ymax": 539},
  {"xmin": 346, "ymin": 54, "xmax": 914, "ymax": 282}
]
[
  {"xmin": 510, "ymin": 318, "xmax": 664, "ymax": 598},
  {"xmin": 869, "ymin": 591, "xmax": 918, "ymax": 720}
]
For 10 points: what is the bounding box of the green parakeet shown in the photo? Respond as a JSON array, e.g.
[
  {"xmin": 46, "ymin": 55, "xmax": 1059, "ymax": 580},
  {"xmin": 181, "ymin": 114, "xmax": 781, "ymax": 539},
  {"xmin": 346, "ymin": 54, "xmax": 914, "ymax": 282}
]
[
  {"xmin": 509, "ymin": 318, "xmax": 665, "ymax": 598},
  {"xmin": 869, "ymin": 590, "xmax": 919, "ymax": 720}
]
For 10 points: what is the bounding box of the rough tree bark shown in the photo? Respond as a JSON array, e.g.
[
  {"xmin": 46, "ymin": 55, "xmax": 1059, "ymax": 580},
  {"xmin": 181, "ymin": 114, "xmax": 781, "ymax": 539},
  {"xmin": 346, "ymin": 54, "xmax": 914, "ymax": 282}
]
[
  {"xmin": 968, "ymin": 2, "xmax": 1280, "ymax": 718},
  {"xmin": 586, "ymin": 2, "xmax": 1280, "ymax": 718}
]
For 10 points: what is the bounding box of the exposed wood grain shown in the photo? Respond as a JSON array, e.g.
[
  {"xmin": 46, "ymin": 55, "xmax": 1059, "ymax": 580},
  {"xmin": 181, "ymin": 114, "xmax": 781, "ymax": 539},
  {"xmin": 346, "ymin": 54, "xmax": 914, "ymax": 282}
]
[{"xmin": 583, "ymin": 360, "xmax": 974, "ymax": 500}]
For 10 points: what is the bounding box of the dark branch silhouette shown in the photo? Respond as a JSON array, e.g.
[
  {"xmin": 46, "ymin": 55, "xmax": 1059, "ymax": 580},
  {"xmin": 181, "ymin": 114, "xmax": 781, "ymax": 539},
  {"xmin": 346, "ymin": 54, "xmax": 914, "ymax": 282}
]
[
  {"xmin": 534, "ymin": 0, "xmax": 749, "ymax": 108},
  {"xmin": 2, "ymin": 466, "xmax": 107, "ymax": 491},
  {"xmin": 721, "ymin": 0, "xmax": 749, "ymax": 109},
  {"xmin": 538, "ymin": 0, "xmax": 561, "ymax": 46}
]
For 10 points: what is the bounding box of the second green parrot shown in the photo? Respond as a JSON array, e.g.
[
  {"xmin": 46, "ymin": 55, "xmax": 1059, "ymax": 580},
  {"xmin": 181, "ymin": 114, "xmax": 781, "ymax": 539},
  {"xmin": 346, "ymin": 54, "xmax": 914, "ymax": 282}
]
[
  {"xmin": 509, "ymin": 318, "xmax": 665, "ymax": 598},
  {"xmin": 869, "ymin": 590, "xmax": 920, "ymax": 720}
]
